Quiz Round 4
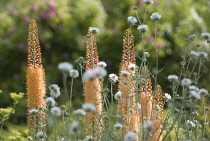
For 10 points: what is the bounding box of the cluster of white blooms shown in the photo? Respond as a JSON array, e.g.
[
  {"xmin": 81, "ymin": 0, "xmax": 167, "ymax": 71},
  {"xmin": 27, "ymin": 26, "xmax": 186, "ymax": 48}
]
[
  {"xmin": 49, "ymin": 84, "xmax": 61, "ymax": 98},
  {"xmin": 114, "ymin": 91, "xmax": 122, "ymax": 100},
  {"xmin": 83, "ymin": 136, "xmax": 93, "ymax": 141},
  {"xmin": 190, "ymin": 51, "xmax": 208, "ymax": 59},
  {"xmin": 201, "ymin": 32, "xmax": 210, "ymax": 39},
  {"xmin": 124, "ymin": 131, "xmax": 136, "ymax": 141},
  {"xmin": 143, "ymin": 120, "xmax": 153, "ymax": 129},
  {"xmin": 121, "ymin": 70, "xmax": 131, "ymax": 77},
  {"xmin": 127, "ymin": 16, "xmax": 137, "ymax": 25},
  {"xmin": 186, "ymin": 120, "xmax": 196, "ymax": 128},
  {"xmin": 167, "ymin": 74, "xmax": 179, "ymax": 83},
  {"xmin": 46, "ymin": 97, "xmax": 56, "ymax": 106},
  {"xmin": 69, "ymin": 121, "xmax": 79, "ymax": 133},
  {"xmin": 181, "ymin": 78, "xmax": 192, "ymax": 87},
  {"xmin": 83, "ymin": 67, "xmax": 107, "ymax": 82},
  {"xmin": 144, "ymin": 0, "xmax": 154, "ymax": 4},
  {"xmin": 114, "ymin": 122, "xmax": 123, "ymax": 129},
  {"xmin": 69, "ymin": 69, "xmax": 79, "ymax": 78},
  {"xmin": 97, "ymin": 61, "xmax": 107, "ymax": 68},
  {"xmin": 199, "ymin": 88, "xmax": 209, "ymax": 96},
  {"xmin": 36, "ymin": 131, "xmax": 47, "ymax": 139},
  {"xmin": 82, "ymin": 103, "xmax": 96, "ymax": 112},
  {"xmin": 150, "ymin": 12, "xmax": 162, "ymax": 20},
  {"xmin": 190, "ymin": 91, "xmax": 201, "ymax": 99},
  {"xmin": 29, "ymin": 109, "xmax": 39, "ymax": 115},
  {"xmin": 109, "ymin": 73, "xmax": 119, "ymax": 83},
  {"xmin": 89, "ymin": 27, "xmax": 99, "ymax": 34},
  {"xmin": 128, "ymin": 64, "xmax": 137, "ymax": 70},
  {"xmin": 189, "ymin": 85, "xmax": 199, "ymax": 91},
  {"xmin": 137, "ymin": 24, "xmax": 148, "ymax": 32},
  {"xmin": 50, "ymin": 107, "xmax": 61, "ymax": 117},
  {"xmin": 164, "ymin": 93, "xmax": 172, "ymax": 102},
  {"xmin": 58, "ymin": 62, "xmax": 73, "ymax": 73},
  {"xmin": 74, "ymin": 109, "xmax": 86, "ymax": 116}
]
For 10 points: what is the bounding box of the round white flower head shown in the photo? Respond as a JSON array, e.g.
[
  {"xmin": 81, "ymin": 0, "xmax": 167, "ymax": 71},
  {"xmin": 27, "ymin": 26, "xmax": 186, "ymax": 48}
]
[
  {"xmin": 36, "ymin": 131, "xmax": 47, "ymax": 139},
  {"xmin": 50, "ymin": 107, "xmax": 61, "ymax": 117},
  {"xmin": 190, "ymin": 91, "xmax": 201, "ymax": 99},
  {"xmin": 58, "ymin": 62, "xmax": 73, "ymax": 73},
  {"xmin": 70, "ymin": 121, "xmax": 79, "ymax": 133},
  {"xmin": 128, "ymin": 64, "xmax": 137, "ymax": 70},
  {"xmin": 198, "ymin": 52, "xmax": 208, "ymax": 59},
  {"xmin": 109, "ymin": 73, "xmax": 119, "ymax": 83},
  {"xmin": 189, "ymin": 85, "xmax": 199, "ymax": 92},
  {"xmin": 114, "ymin": 122, "xmax": 123, "ymax": 129},
  {"xmin": 150, "ymin": 12, "xmax": 162, "ymax": 21},
  {"xmin": 186, "ymin": 120, "xmax": 196, "ymax": 128},
  {"xmin": 201, "ymin": 32, "xmax": 210, "ymax": 39},
  {"xmin": 144, "ymin": 52, "xmax": 150, "ymax": 57},
  {"xmin": 137, "ymin": 24, "xmax": 148, "ymax": 32},
  {"xmin": 143, "ymin": 120, "xmax": 153, "ymax": 129},
  {"xmin": 69, "ymin": 69, "xmax": 79, "ymax": 78},
  {"xmin": 190, "ymin": 51, "xmax": 199, "ymax": 58},
  {"xmin": 49, "ymin": 84, "xmax": 61, "ymax": 98},
  {"xmin": 29, "ymin": 109, "xmax": 39, "ymax": 115},
  {"xmin": 94, "ymin": 67, "xmax": 107, "ymax": 77},
  {"xmin": 164, "ymin": 93, "xmax": 172, "ymax": 102},
  {"xmin": 97, "ymin": 61, "xmax": 107, "ymax": 68},
  {"xmin": 144, "ymin": 0, "xmax": 154, "ymax": 4},
  {"xmin": 74, "ymin": 109, "xmax": 86, "ymax": 116},
  {"xmin": 46, "ymin": 97, "xmax": 56, "ymax": 106},
  {"xmin": 89, "ymin": 27, "xmax": 99, "ymax": 34},
  {"xmin": 167, "ymin": 75, "xmax": 179, "ymax": 83},
  {"xmin": 199, "ymin": 88, "xmax": 209, "ymax": 96},
  {"xmin": 114, "ymin": 91, "xmax": 122, "ymax": 100},
  {"xmin": 127, "ymin": 16, "xmax": 137, "ymax": 25},
  {"xmin": 121, "ymin": 70, "xmax": 131, "ymax": 77},
  {"xmin": 83, "ymin": 69, "xmax": 95, "ymax": 82},
  {"xmin": 82, "ymin": 103, "xmax": 96, "ymax": 112},
  {"xmin": 181, "ymin": 78, "xmax": 192, "ymax": 87},
  {"xmin": 124, "ymin": 131, "xmax": 136, "ymax": 141},
  {"xmin": 83, "ymin": 136, "xmax": 93, "ymax": 141}
]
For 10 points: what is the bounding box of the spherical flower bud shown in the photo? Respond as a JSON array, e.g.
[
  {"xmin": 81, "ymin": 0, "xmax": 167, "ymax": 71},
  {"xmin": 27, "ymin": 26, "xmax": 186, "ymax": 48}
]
[
  {"xmin": 82, "ymin": 103, "xmax": 96, "ymax": 113},
  {"xmin": 46, "ymin": 97, "xmax": 56, "ymax": 106},
  {"xmin": 58, "ymin": 62, "xmax": 73, "ymax": 73},
  {"xmin": 201, "ymin": 33, "xmax": 210, "ymax": 40},
  {"xmin": 167, "ymin": 75, "xmax": 179, "ymax": 83},
  {"xmin": 114, "ymin": 122, "xmax": 123, "ymax": 129},
  {"xmin": 127, "ymin": 16, "xmax": 137, "ymax": 25},
  {"xmin": 70, "ymin": 121, "xmax": 79, "ymax": 133},
  {"xmin": 150, "ymin": 12, "xmax": 162, "ymax": 21},
  {"xmin": 97, "ymin": 61, "xmax": 107, "ymax": 68},
  {"xmin": 69, "ymin": 69, "xmax": 79, "ymax": 78},
  {"xmin": 114, "ymin": 91, "xmax": 122, "ymax": 100},
  {"xmin": 36, "ymin": 131, "xmax": 47, "ymax": 139},
  {"xmin": 29, "ymin": 109, "xmax": 39, "ymax": 115},
  {"xmin": 49, "ymin": 84, "xmax": 61, "ymax": 98},
  {"xmin": 144, "ymin": 0, "xmax": 154, "ymax": 4},
  {"xmin": 181, "ymin": 78, "xmax": 192, "ymax": 87},
  {"xmin": 109, "ymin": 73, "xmax": 119, "ymax": 83},
  {"xmin": 74, "ymin": 109, "xmax": 86, "ymax": 116},
  {"xmin": 190, "ymin": 91, "xmax": 201, "ymax": 99},
  {"xmin": 121, "ymin": 70, "xmax": 131, "ymax": 77},
  {"xmin": 89, "ymin": 27, "xmax": 99, "ymax": 34},
  {"xmin": 128, "ymin": 64, "xmax": 137, "ymax": 70},
  {"xmin": 50, "ymin": 107, "xmax": 61, "ymax": 117},
  {"xmin": 124, "ymin": 131, "xmax": 136, "ymax": 141},
  {"xmin": 164, "ymin": 93, "xmax": 172, "ymax": 102},
  {"xmin": 137, "ymin": 25, "xmax": 148, "ymax": 32},
  {"xmin": 199, "ymin": 88, "xmax": 209, "ymax": 96}
]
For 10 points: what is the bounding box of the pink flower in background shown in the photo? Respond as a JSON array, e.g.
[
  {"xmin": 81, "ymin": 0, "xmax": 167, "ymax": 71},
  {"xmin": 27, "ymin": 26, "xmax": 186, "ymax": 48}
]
[
  {"xmin": 4, "ymin": 38, "xmax": 10, "ymax": 44},
  {"xmin": 18, "ymin": 42, "xmax": 25, "ymax": 50},
  {"xmin": 11, "ymin": 28, "xmax": 17, "ymax": 34},
  {"xmin": 156, "ymin": 41, "xmax": 165, "ymax": 49},
  {"xmin": 48, "ymin": 1, "xmax": 56, "ymax": 12},
  {"xmin": 40, "ymin": 11, "xmax": 48, "ymax": 19},
  {"xmin": 31, "ymin": 5, "xmax": 37, "ymax": 12},
  {"xmin": 147, "ymin": 36, "xmax": 154, "ymax": 43},
  {"xmin": 48, "ymin": 11, "xmax": 55, "ymax": 18},
  {"xmin": 24, "ymin": 16, "xmax": 30, "ymax": 23},
  {"xmin": 12, "ymin": 10, "xmax": 18, "ymax": 16},
  {"xmin": 112, "ymin": 28, "xmax": 118, "ymax": 33}
]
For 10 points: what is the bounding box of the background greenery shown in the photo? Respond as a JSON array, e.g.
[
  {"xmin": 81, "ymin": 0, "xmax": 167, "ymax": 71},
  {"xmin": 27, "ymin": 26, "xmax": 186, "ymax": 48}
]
[{"xmin": 0, "ymin": 0, "xmax": 210, "ymax": 139}]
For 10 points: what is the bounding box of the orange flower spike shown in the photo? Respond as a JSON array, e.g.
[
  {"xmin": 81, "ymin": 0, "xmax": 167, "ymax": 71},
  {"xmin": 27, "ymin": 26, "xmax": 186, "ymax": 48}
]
[
  {"xmin": 151, "ymin": 85, "xmax": 164, "ymax": 141},
  {"xmin": 26, "ymin": 20, "xmax": 46, "ymax": 137},
  {"xmin": 117, "ymin": 28, "xmax": 137, "ymax": 132},
  {"xmin": 84, "ymin": 27, "xmax": 102, "ymax": 139}
]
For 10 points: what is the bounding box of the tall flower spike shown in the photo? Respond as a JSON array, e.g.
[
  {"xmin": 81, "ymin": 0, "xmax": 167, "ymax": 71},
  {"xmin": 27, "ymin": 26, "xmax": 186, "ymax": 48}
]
[
  {"xmin": 117, "ymin": 28, "xmax": 137, "ymax": 132},
  {"xmin": 26, "ymin": 20, "xmax": 46, "ymax": 137},
  {"xmin": 150, "ymin": 85, "xmax": 164, "ymax": 141},
  {"xmin": 84, "ymin": 27, "xmax": 102, "ymax": 140}
]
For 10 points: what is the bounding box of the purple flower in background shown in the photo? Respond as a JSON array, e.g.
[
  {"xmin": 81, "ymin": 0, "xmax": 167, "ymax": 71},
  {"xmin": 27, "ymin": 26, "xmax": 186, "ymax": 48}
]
[
  {"xmin": 4, "ymin": 38, "xmax": 10, "ymax": 44},
  {"xmin": 147, "ymin": 36, "xmax": 154, "ymax": 43},
  {"xmin": 18, "ymin": 42, "xmax": 25, "ymax": 50},
  {"xmin": 11, "ymin": 28, "xmax": 17, "ymax": 34},
  {"xmin": 40, "ymin": 11, "xmax": 48, "ymax": 19},
  {"xmin": 48, "ymin": 11, "xmax": 55, "ymax": 18},
  {"xmin": 24, "ymin": 16, "xmax": 30, "ymax": 23},
  {"xmin": 48, "ymin": 1, "xmax": 56, "ymax": 12},
  {"xmin": 12, "ymin": 10, "xmax": 18, "ymax": 16},
  {"xmin": 31, "ymin": 5, "xmax": 37, "ymax": 12}
]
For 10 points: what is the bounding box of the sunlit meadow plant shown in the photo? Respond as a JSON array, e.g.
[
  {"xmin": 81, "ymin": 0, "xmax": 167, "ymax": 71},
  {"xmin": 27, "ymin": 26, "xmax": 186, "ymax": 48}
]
[{"xmin": 23, "ymin": 1, "xmax": 210, "ymax": 141}]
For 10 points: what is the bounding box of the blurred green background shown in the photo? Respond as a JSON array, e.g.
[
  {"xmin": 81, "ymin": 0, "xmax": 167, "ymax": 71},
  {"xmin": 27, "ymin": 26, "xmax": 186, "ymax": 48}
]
[{"xmin": 0, "ymin": 0, "xmax": 210, "ymax": 139}]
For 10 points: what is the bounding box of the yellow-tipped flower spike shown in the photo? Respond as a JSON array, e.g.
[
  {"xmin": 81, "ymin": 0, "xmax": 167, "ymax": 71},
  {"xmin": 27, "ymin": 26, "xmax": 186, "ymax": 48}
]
[{"xmin": 26, "ymin": 20, "xmax": 46, "ymax": 137}]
